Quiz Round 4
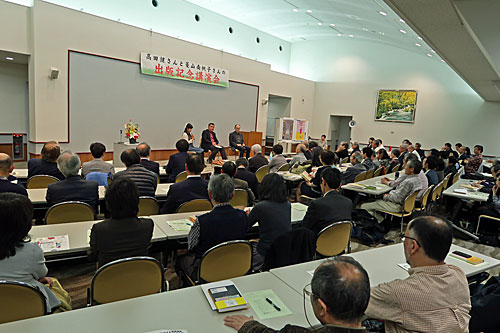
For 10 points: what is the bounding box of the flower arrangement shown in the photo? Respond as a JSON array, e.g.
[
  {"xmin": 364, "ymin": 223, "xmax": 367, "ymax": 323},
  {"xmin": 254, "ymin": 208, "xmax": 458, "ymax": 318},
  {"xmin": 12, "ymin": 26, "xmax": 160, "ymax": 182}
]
[{"xmin": 124, "ymin": 119, "xmax": 140, "ymax": 143}]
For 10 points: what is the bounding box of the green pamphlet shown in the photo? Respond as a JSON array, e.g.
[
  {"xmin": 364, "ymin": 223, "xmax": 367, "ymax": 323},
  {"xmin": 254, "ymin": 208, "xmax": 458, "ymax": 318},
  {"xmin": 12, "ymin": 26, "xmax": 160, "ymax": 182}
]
[{"xmin": 243, "ymin": 290, "xmax": 292, "ymax": 320}]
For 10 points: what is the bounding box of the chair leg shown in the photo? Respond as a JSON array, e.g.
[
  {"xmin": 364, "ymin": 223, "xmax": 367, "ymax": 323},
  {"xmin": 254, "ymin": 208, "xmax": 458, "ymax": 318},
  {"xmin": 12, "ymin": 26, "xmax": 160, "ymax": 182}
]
[{"xmin": 401, "ymin": 215, "xmax": 404, "ymax": 233}]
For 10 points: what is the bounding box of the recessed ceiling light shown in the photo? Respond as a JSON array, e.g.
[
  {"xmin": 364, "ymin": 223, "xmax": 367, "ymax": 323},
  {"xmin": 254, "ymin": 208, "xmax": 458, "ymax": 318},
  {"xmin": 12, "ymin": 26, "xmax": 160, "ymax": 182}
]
[
  {"xmin": 292, "ymin": 8, "xmax": 298, "ymax": 12},
  {"xmin": 317, "ymin": 22, "xmax": 323, "ymax": 26},
  {"xmin": 362, "ymin": 28, "xmax": 368, "ymax": 31},
  {"xmin": 441, "ymin": 59, "xmax": 446, "ymax": 63},
  {"xmin": 427, "ymin": 53, "xmax": 433, "ymax": 57},
  {"xmin": 329, "ymin": 23, "xmax": 335, "ymax": 27},
  {"xmin": 415, "ymin": 43, "xmax": 421, "ymax": 47},
  {"xmin": 379, "ymin": 31, "xmax": 385, "ymax": 35},
  {"xmin": 417, "ymin": 36, "xmax": 423, "ymax": 40},
  {"xmin": 431, "ymin": 49, "xmax": 436, "ymax": 53},
  {"xmin": 337, "ymin": 33, "xmax": 342, "ymax": 36},
  {"xmin": 306, "ymin": 9, "xmax": 312, "ymax": 13},
  {"xmin": 6, "ymin": 57, "xmax": 14, "ymax": 61},
  {"xmin": 399, "ymin": 19, "xmax": 406, "ymax": 23},
  {"xmin": 399, "ymin": 29, "xmax": 407, "ymax": 34},
  {"xmin": 379, "ymin": 11, "xmax": 387, "ymax": 16},
  {"xmin": 348, "ymin": 34, "xmax": 354, "ymax": 38}
]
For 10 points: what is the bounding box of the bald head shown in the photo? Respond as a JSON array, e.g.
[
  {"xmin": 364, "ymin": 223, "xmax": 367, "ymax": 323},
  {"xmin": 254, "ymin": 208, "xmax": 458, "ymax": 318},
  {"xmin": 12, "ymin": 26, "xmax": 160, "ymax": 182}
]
[
  {"xmin": 41, "ymin": 141, "xmax": 61, "ymax": 162},
  {"xmin": 296, "ymin": 143, "xmax": 307, "ymax": 154},
  {"xmin": 0, "ymin": 153, "xmax": 13, "ymax": 175},
  {"xmin": 311, "ymin": 257, "xmax": 370, "ymax": 324},
  {"xmin": 136, "ymin": 143, "xmax": 151, "ymax": 158}
]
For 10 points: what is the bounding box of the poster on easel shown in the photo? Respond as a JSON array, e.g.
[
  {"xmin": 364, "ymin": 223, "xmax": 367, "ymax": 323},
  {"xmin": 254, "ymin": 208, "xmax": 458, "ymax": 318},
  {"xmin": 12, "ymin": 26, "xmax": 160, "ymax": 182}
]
[
  {"xmin": 281, "ymin": 118, "xmax": 294, "ymax": 142},
  {"xmin": 294, "ymin": 119, "xmax": 308, "ymax": 142}
]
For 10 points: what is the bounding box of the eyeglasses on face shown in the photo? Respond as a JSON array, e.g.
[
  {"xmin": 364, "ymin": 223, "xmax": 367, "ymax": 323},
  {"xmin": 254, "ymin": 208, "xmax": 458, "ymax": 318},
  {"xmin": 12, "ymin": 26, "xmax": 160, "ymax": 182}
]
[{"xmin": 399, "ymin": 232, "xmax": 421, "ymax": 247}]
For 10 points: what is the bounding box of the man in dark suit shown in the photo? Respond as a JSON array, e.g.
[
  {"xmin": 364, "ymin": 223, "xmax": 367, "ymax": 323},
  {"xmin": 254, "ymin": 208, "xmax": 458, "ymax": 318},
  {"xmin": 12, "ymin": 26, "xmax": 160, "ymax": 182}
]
[
  {"xmin": 302, "ymin": 167, "xmax": 353, "ymax": 235},
  {"xmin": 88, "ymin": 177, "xmax": 153, "ymax": 267},
  {"xmin": 222, "ymin": 161, "xmax": 255, "ymax": 206},
  {"xmin": 342, "ymin": 152, "xmax": 366, "ymax": 185},
  {"xmin": 137, "ymin": 142, "xmax": 160, "ymax": 176},
  {"xmin": 201, "ymin": 122, "xmax": 227, "ymax": 163},
  {"xmin": 176, "ymin": 173, "xmax": 248, "ymax": 281},
  {"xmin": 248, "ymin": 144, "xmax": 268, "ymax": 173},
  {"xmin": 46, "ymin": 151, "xmax": 99, "ymax": 211},
  {"xmin": 164, "ymin": 139, "xmax": 190, "ymax": 183},
  {"xmin": 229, "ymin": 124, "xmax": 251, "ymax": 158},
  {"xmin": 234, "ymin": 158, "xmax": 259, "ymax": 199},
  {"xmin": 0, "ymin": 153, "xmax": 27, "ymax": 196},
  {"xmin": 115, "ymin": 149, "xmax": 157, "ymax": 197},
  {"xmin": 160, "ymin": 154, "xmax": 209, "ymax": 214},
  {"xmin": 28, "ymin": 141, "xmax": 65, "ymax": 180}
]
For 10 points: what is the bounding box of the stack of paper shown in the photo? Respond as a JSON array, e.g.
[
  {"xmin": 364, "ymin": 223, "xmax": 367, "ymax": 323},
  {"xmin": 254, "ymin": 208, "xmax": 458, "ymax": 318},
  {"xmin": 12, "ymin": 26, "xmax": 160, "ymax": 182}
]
[
  {"xmin": 36, "ymin": 235, "xmax": 70, "ymax": 252},
  {"xmin": 202, "ymin": 280, "xmax": 248, "ymax": 313},
  {"xmin": 167, "ymin": 219, "xmax": 193, "ymax": 231}
]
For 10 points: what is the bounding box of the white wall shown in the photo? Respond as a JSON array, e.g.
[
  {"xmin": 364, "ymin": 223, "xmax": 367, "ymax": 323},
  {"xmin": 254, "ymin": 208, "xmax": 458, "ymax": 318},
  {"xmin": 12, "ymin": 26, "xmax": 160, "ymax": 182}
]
[
  {"xmin": 24, "ymin": 0, "xmax": 314, "ymax": 151},
  {"xmin": 0, "ymin": 62, "xmax": 28, "ymax": 142},
  {"xmin": 0, "ymin": 1, "xmax": 30, "ymax": 55},
  {"xmin": 290, "ymin": 38, "xmax": 500, "ymax": 155}
]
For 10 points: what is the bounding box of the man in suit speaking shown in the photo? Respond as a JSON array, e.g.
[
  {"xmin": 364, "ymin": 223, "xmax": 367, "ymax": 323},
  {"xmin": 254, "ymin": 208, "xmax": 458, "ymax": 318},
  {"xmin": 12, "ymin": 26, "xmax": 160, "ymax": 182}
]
[{"xmin": 201, "ymin": 123, "xmax": 227, "ymax": 163}]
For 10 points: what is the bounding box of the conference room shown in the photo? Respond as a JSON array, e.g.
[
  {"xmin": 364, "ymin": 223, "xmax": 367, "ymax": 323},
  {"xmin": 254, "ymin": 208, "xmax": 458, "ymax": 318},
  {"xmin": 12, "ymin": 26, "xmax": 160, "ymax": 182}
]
[{"xmin": 1, "ymin": 0, "xmax": 500, "ymax": 332}]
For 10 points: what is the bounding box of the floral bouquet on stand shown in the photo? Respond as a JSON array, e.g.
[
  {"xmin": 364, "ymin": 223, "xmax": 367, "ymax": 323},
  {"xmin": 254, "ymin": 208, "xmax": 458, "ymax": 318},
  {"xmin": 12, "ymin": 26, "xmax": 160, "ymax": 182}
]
[{"xmin": 124, "ymin": 119, "xmax": 140, "ymax": 144}]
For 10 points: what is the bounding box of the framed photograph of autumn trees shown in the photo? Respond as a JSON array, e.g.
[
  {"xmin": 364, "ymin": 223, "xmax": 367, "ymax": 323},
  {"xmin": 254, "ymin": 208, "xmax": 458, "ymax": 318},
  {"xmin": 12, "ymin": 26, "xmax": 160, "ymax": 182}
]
[{"xmin": 375, "ymin": 90, "xmax": 417, "ymax": 123}]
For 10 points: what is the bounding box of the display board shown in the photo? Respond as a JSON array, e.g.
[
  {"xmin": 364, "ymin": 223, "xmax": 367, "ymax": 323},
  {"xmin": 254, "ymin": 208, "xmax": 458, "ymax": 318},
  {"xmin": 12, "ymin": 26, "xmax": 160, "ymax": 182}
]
[{"xmin": 69, "ymin": 51, "xmax": 259, "ymax": 152}]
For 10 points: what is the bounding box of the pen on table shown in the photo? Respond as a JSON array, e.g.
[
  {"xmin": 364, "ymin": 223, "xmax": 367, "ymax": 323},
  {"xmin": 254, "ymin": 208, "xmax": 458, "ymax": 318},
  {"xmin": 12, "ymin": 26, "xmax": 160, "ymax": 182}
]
[{"xmin": 265, "ymin": 297, "xmax": 281, "ymax": 311}]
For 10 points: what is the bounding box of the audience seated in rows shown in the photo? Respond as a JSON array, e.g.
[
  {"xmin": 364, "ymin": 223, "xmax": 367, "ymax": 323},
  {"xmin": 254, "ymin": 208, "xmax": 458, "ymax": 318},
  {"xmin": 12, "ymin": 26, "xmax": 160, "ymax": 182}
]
[
  {"xmin": 407, "ymin": 144, "xmax": 421, "ymax": 161},
  {"xmin": 473, "ymin": 174, "xmax": 500, "ymax": 242},
  {"xmin": 268, "ymin": 144, "xmax": 286, "ymax": 173},
  {"xmin": 137, "ymin": 142, "xmax": 160, "ymax": 176},
  {"xmin": 46, "ymin": 151, "xmax": 99, "ymax": 212},
  {"xmin": 248, "ymin": 173, "xmax": 291, "ymax": 271},
  {"xmin": 81, "ymin": 142, "xmax": 115, "ymax": 178},
  {"xmin": 382, "ymin": 154, "xmax": 428, "ymax": 199},
  {"xmin": 115, "ymin": 149, "xmax": 157, "ymax": 197},
  {"xmin": 88, "ymin": 177, "xmax": 153, "ymax": 267},
  {"xmin": 388, "ymin": 150, "xmax": 400, "ymax": 170},
  {"xmin": 365, "ymin": 216, "xmax": 471, "ymax": 332},
  {"xmin": 397, "ymin": 144, "xmax": 409, "ymax": 165},
  {"xmin": 423, "ymin": 155, "xmax": 439, "ymax": 186},
  {"xmin": 160, "ymin": 154, "xmax": 209, "ymax": 214},
  {"xmin": 375, "ymin": 149, "xmax": 390, "ymax": 169},
  {"xmin": 335, "ymin": 141, "xmax": 349, "ymax": 160},
  {"xmin": 164, "ymin": 139, "xmax": 189, "ymax": 183},
  {"xmin": 0, "ymin": 153, "xmax": 27, "ymax": 196},
  {"xmin": 342, "ymin": 152, "xmax": 365, "ymax": 185},
  {"xmin": 28, "ymin": 141, "xmax": 65, "ymax": 180},
  {"xmin": 361, "ymin": 147, "xmax": 375, "ymax": 171},
  {"xmin": 361, "ymin": 159, "xmax": 423, "ymax": 223},
  {"xmin": 311, "ymin": 145, "xmax": 324, "ymax": 167},
  {"xmin": 302, "ymin": 168, "xmax": 353, "ymax": 235},
  {"xmin": 464, "ymin": 144, "xmax": 483, "ymax": 174},
  {"xmin": 222, "ymin": 161, "xmax": 255, "ymax": 206},
  {"xmin": 300, "ymin": 151, "xmax": 337, "ymax": 199},
  {"xmin": 289, "ymin": 143, "xmax": 307, "ymax": 167},
  {"xmin": 176, "ymin": 174, "xmax": 249, "ymax": 282},
  {"xmin": 444, "ymin": 156, "xmax": 459, "ymax": 177},
  {"xmin": 248, "ymin": 144, "xmax": 268, "ymax": 173},
  {"xmin": 224, "ymin": 257, "xmax": 370, "ymax": 333},
  {"xmin": 0, "ymin": 193, "xmax": 71, "ymax": 312},
  {"xmin": 349, "ymin": 142, "xmax": 360, "ymax": 154},
  {"xmin": 414, "ymin": 142, "xmax": 425, "ymax": 159},
  {"xmin": 234, "ymin": 158, "xmax": 259, "ymax": 198}
]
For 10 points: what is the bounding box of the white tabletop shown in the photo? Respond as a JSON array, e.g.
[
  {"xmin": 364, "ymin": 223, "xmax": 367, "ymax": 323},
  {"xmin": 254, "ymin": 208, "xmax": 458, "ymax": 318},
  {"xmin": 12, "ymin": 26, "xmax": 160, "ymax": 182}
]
[
  {"xmin": 27, "ymin": 184, "xmax": 171, "ymax": 205},
  {"xmin": 152, "ymin": 202, "xmax": 308, "ymax": 240},
  {"xmin": 270, "ymin": 243, "xmax": 500, "ymax": 295},
  {"xmin": 277, "ymin": 171, "xmax": 302, "ymax": 182},
  {"xmin": 28, "ymin": 219, "xmax": 168, "ymax": 257},
  {"xmin": 443, "ymin": 178, "xmax": 489, "ymax": 202},
  {"xmin": 0, "ymin": 272, "xmax": 318, "ymax": 333},
  {"xmin": 341, "ymin": 173, "xmax": 395, "ymax": 196}
]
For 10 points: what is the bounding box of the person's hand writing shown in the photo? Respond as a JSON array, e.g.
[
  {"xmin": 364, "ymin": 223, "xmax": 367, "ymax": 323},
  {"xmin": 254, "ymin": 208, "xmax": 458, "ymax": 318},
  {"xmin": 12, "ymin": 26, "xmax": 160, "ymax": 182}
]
[
  {"xmin": 39, "ymin": 277, "xmax": 53, "ymax": 288},
  {"xmin": 224, "ymin": 315, "xmax": 254, "ymax": 331}
]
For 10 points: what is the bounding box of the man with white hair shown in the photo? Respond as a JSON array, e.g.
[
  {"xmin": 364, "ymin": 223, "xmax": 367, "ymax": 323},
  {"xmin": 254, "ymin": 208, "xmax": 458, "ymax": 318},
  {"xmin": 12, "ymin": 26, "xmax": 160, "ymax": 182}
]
[
  {"xmin": 248, "ymin": 144, "xmax": 268, "ymax": 173},
  {"xmin": 46, "ymin": 151, "xmax": 99, "ymax": 212},
  {"xmin": 407, "ymin": 145, "xmax": 421, "ymax": 161}
]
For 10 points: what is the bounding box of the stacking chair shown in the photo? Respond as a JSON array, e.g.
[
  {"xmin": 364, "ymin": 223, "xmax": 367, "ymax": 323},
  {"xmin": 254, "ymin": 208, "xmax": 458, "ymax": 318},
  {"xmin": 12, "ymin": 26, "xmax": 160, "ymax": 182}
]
[
  {"xmin": 0, "ymin": 281, "xmax": 47, "ymax": 324},
  {"xmin": 442, "ymin": 173, "xmax": 452, "ymax": 190},
  {"xmin": 391, "ymin": 164, "xmax": 401, "ymax": 173},
  {"xmin": 175, "ymin": 171, "xmax": 187, "ymax": 183},
  {"xmin": 27, "ymin": 175, "xmax": 59, "ymax": 189},
  {"xmin": 353, "ymin": 171, "xmax": 367, "ymax": 183},
  {"xmin": 87, "ymin": 257, "xmax": 166, "ymax": 306},
  {"xmin": 414, "ymin": 185, "xmax": 434, "ymax": 212},
  {"xmin": 45, "ymin": 201, "xmax": 95, "ymax": 224},
  {"xmin": 452, "ymin": 171, "xmax": 461, "ymax": 185},
  {"xmin": 315, "ymin": 221, "xmax": 352, "ymax": 258},
  {"xmin": 377, "ymin": 191, "xmax": 419, "ymax": 233},
  {"xmin": 185, "ymin": 240, "xmax": 252, "ymax": 285},
  {"xmin": 365, "ymin": 168, "xmax": 375, "ymax": 179},
  {"xmin": 255, "ymin": 165, "xmax": 270, "ymax": 183},
  {"xmin": 476, "ymin": 215, "xmax": 500, "ymax": 235},
  {"xmin": 277, "ymin": 163, "xmax": 290, "ymax": 172},
  {"xmin": 176, "ymin": 199, "xmax": 213, "ymax": 213},
  {"xmin": 138, "ymin": 196, "xmax": 159, "ymax": 216},
  {"xmin": 373, "ymin": 167, "xmax": 383, "ymax": 178},
  {"xmin": 230, "ymin": 189, "xmax": 248, "ymax": 207}
]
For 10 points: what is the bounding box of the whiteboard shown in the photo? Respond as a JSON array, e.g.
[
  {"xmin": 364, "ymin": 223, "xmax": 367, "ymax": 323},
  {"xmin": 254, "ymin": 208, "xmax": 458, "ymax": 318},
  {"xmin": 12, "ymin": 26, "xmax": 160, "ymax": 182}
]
[{"xmin": 69, "ymin": 51, "xmax": 258, "ymax": 152}]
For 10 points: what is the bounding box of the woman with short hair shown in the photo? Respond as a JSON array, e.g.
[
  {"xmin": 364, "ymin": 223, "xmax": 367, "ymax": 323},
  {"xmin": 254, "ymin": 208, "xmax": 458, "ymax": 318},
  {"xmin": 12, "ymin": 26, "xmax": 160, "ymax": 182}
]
[{"xmin": 0, "ymin": 193, "xmax": 71, "ymax": 312}]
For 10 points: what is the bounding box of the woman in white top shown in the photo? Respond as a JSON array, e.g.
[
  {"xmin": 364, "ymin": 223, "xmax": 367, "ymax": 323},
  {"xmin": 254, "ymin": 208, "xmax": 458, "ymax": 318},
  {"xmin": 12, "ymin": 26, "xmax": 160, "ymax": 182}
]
[{"xmin": 182, "ymin": 123, "xmax": 204, "ymax": 155}]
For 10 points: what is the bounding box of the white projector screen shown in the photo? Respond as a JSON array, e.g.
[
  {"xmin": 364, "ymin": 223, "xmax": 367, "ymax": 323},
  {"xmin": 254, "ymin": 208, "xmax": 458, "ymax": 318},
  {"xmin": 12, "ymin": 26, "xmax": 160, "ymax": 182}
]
[{"xmin": 69, "ymin": 51, "xmax": 259, "ymax": 152}]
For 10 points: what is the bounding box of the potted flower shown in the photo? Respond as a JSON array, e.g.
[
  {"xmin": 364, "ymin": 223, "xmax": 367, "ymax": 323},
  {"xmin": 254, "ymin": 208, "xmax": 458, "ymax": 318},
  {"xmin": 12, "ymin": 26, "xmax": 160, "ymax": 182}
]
[{"xmin": 124, "ymin": 119, "xmax": 140, "ymax": 144}]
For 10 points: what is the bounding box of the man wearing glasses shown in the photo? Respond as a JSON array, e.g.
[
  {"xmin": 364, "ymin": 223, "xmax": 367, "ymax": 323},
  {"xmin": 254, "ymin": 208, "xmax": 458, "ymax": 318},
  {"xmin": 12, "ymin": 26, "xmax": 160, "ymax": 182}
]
[
  {"xmin": 224, "ymin": 257, "xmax": 370, "ymax": 332},
  {"xmin": 365, "ymin": 216, "xmax": 471, "ymax": 332}
]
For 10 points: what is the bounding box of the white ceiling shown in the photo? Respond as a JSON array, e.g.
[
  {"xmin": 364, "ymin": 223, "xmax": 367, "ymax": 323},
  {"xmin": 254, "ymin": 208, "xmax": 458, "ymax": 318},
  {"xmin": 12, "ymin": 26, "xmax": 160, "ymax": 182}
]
[{"xmin": 185, "ymin": 0, "xmax": 436, "ymax": 57}]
